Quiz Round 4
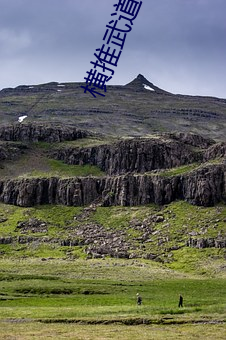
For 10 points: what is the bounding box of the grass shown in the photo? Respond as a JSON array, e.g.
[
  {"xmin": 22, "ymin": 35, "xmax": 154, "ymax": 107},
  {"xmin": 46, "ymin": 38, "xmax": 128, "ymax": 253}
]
[
  {"xmin": 0, "ymin": 201, "xmax": 225, "ymax": 276},
  {"xmin": 24, "ymin": 159, "xmax": 105, "ymax": 178},
  {"xmin": 0, "ymin": 214, "xmax": 225, "ymax": 338},
  {"xmin": 0, "ymin": 199, "xmax": 225, "ymax": 338},
  {"xmin": 0, "ymin": 152, "xmax": 105, "ymax": 179},
  {"xmin": 0, "ymin": 204, "xmax": 82, "ymax": 236},
  {"xmin": 150, "ymin": 159, "xmax": 224, "ymax": 178},
  {"xmin": 0, "ymin": 323, "xmax": 225, "ymax": 340},
  {"xmin": 91, "ymin": 205, "xmax": 159, "ymax": 229},
  {"xmin": 0, "ymin": 257, "xmax": 225, "ymax": 339},
  {"xmin": 168, "ymin": 247, "xmax": 226, "ymax": 276},
  {"xmin": 157, "ymin": 163, "xmax": 200, "ymax": 177},
  {"xmin": 0, "ymin": 140, "xmax": 105, "ymax": 179},
  {"xmin": 32, "ymin": 136, "xmax": 116, "ymax": 150},
  {"xmin": 57, "ymin": 137, "xmax": 116, "ymax": 148}
]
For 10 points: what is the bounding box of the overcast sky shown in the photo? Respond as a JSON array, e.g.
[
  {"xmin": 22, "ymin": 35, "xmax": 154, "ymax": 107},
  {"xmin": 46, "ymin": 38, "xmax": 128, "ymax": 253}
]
[{"xmin": 0, "ymin": 0, "xmax": 225, "ymax": 97}]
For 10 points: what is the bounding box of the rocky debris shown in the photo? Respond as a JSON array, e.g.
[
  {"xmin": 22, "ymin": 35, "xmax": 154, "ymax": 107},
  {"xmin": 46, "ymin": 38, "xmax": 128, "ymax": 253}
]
[
  {"xmin": 0, "ymin": 221, "xmax": 134, "ymax": 258},
  {"xmin": 0, "ymin": 142, "xmax": 28, "ymax": 161},
  {"xmin": 144, "ymin": 253, "xmax": 159, "ymax": 260},
  {"xmin": 0, "ymin": 123, "xmax": 90, "ymax": 143},
  {"xmin": 52, "ymin": 136, "xmax": 203, "ymax": 176},
  {"xmin": 155, "ymin": 215, "xmax": 165, "ymax": 223},
  {"xmin": 187, "ymin": 237, "xmax": 226, "ymax": 248},
  {"xmin": 74, "ymin": 207, "xmax": 97, "ymax": 222},
  {"xmin": 60, "ymin": 239, "xmax": 80, "ymax": 246},
  {"xmin": 0, "ymin": 163, "xmax": 225, "ymax": 207},
  {"xmin": 1, "ymin": 208, "xmax": 225, "ymax": 259},
  {"xmin": 203, "ymin": 142, "xmax": 226, "ymax": 160},
  {"xmin": 0, "ymin": 235, "xmax": 81, "ymax": 246},
  {"xmin": 0, "ymin": 237, "xmax": 13, "ymax": 244},
  {"xmin": 15, "ymin": 218, "xmax": 48, "ymax": 234},
  {"xmin": 74, "ymin": 223, "xmax": 131, "ymax": 258},
  {"xmin": 127, "ymin": 215, "xmax": 166, "ymax": 243}
]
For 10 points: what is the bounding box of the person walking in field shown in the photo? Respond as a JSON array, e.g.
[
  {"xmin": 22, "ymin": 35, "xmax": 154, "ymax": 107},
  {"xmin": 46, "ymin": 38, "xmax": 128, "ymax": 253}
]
[
  {"xmin": 137, "ymin": 293, "xmax": 142, "ymax": 306},
  {"xmin": 178, "ymin": 294, "xmax": 183, "ymax": 307}
]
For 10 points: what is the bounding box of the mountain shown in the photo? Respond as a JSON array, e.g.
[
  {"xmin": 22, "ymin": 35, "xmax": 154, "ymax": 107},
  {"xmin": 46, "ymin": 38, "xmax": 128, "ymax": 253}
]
[
  {"xmin": 0, "ymin": 77, "xmax": 225, "ymax": 266},
  {"xmin": 124, "ymin": 74, "xmax": 171, "ymax": 94},
  {"xmin": 0, "ymin": 74, "xmax": 225, "ymax": 332},
  {"xmin": 0, "ymin": 74, "xmax": 226, "ymax": 140}
]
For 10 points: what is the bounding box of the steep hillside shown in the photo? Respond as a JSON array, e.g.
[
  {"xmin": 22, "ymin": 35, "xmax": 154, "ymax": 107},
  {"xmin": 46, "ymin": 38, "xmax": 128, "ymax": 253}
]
[
  {"xmin": 0, "ymin": 75, "xmax": 226, "ymax": 140},
  {"xmin": 0, "ymin": 124, "xmax": 225, "ymax": 268},
  {"xmin": 0, "ymin": 125, "xmax": 225, "ymax": 209}
]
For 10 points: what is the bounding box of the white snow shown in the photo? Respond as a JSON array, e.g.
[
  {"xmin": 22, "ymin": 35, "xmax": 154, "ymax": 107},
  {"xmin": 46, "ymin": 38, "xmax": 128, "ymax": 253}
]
[
  {"xmin": 143, "ymin": 84, "xmax": 155, "ymax": 91},
  {"xmin": 57, "ymin": 89, "xmax": 62, "ymax": 92},
  {"xmin": 29, "ymin": 86, "xmax": 34, "ymax": 89},
  {"xmin": 57, "ymin": 84, "xmax": 65, "ymax": 87},
  {"xmin": 18, "ymin": 115, "xmax": 27, "ymax": 123}
]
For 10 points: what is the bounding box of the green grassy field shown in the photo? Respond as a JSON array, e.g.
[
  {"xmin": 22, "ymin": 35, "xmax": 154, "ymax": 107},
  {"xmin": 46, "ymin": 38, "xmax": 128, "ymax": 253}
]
[
  {"xmin": 0, "ymin": 199, "xmax": 225, "ymax": 338},
  {"xmin": 0, "ymin": 258, "xmax": 225, "ymax": 339},
  {"xmin": 0, "ymin": 322, "xmax": 225, "ymax": 340}
]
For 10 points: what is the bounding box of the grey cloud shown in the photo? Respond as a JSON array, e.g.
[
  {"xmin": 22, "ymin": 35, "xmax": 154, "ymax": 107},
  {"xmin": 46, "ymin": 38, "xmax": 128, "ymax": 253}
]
[{"xmin": 0, "ymin": 0, "xmax": 225, "ymax": 97}]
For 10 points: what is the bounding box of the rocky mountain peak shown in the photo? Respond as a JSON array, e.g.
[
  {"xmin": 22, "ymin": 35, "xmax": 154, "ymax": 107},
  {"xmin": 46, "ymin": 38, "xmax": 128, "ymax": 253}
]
[{"xmin": 124, "ymin": 74, "xmax": 172, "ymax": 94}]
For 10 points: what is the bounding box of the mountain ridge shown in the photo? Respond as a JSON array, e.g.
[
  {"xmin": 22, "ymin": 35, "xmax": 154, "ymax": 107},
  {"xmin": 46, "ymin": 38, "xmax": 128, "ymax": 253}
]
[
  {"xmin": 124, "ymin": 74, "xmax": 172, "ymax": 94},
  {"xmin": 0, "ymin": 74, "xmax": 226, "ymax": 140}
]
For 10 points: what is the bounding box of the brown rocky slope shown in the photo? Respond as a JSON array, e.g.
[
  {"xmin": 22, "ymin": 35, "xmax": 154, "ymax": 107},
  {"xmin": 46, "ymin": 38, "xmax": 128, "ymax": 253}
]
[{"xmin": 0, "ymin": 124, "xmax": 225, "ymax": 208}]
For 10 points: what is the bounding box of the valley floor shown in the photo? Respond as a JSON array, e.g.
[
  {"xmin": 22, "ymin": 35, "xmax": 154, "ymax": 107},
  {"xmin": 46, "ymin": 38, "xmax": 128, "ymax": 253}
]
[{"xmin": 0, "ymin": 257, "xmax": 225, "ymax": 339}]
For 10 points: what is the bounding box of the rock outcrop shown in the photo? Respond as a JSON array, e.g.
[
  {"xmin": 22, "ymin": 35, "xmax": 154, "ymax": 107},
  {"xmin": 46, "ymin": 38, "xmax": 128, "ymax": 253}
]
[
  {"xmin": 165, "ymin": 132, "xmax": 215, "ymax": 149},
  {"xmin": 204, "ymin": 142, "xmax": 226, "ymax": 160},
  {"xmin": 187, "ymin": 237, "xmax": 226, "ymax": 249},
  {"xmin": 0, "ymin": 164, "xmax": 225, "ymax": 207},
  {"xmin": 0, "ymin": 123, "xmax": 90, "ymax": 143},
  {"xmin": 0, "ymin": 142, "xmax": 28, "ymax": 161},
  {"xmin": 0, "ymin": 127, "xmax": 225, "ymax": 208},
  {"xmin": 52, "ymin": 138, "xmax": 203, "ymax": 175},
  {"xmin": 124, "ymin": 74, "xmax": 171, "ymax": 94}
]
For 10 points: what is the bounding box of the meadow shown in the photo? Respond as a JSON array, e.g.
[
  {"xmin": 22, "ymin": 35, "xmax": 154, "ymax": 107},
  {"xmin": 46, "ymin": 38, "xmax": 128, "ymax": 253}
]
[
  {"xmin": 0, "ymin": 257, "xmax": 225, "ymax": 339},
  {"xmin": 0, "ymin": 194, "xmax": 225, "ymax": 338}
]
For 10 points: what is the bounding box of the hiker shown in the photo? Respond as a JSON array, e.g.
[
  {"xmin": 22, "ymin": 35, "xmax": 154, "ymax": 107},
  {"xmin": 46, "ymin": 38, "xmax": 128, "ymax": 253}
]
[
  {"xmin": 137, "ymin": 293, "xmax": 142, "ymax": 305},
  {"xmin": 178, "ymin": 294, "xmax": 183, "ymax": 308}
]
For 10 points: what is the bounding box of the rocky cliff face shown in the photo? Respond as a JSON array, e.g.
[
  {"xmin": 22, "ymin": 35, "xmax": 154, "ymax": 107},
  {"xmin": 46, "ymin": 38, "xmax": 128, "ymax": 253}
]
[
  {"xmin": 165, "ymin": 132, "xmax": 215, "ymax": 149},
  {"xmin": 0, "ymin": 126, "xmax": 225, "ymax": 208},
  {"xmin": 0, "ymin": 123, "xmax": 90, "ymax": 142},
  {"xmin": 0, "ymin": 164, "xmax": 225, "ymax": 207},
  {"xmin": 203, "ymin": 142, "xmax": 226, "ymax": 160},
  {"xmin": 52, "ymin": 138, "xmax": 203, "ymax": 175},
  {"xmin": 0, "ymin": 142, "xmax": 28, "ymax": 161}
]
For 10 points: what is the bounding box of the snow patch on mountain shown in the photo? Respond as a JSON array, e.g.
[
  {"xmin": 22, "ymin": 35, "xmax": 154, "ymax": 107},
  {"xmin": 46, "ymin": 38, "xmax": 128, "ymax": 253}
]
[
  {"xmin": 18, "ymin": 115, "xmax": 27, "ymax": 123},
  {"xmin": 143, "ymin": 84, "xmax": 155, "ymax": 91}
]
